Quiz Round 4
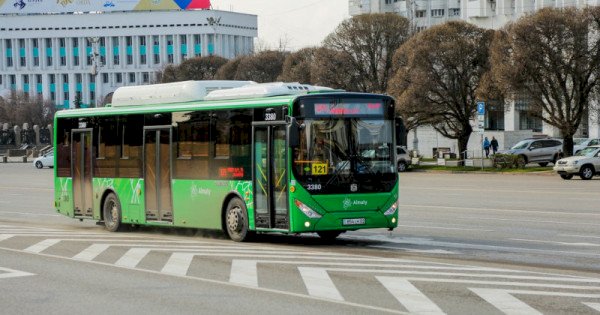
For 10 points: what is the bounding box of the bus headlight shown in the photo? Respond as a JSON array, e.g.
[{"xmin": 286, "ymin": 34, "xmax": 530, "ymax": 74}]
[
  {"xmin": 384, "ymin": 202, "xmax": 397, "ymax": 216},
  {"xmin": 294, "ymin": 199, "xmax": 322, "ymax": 219}
]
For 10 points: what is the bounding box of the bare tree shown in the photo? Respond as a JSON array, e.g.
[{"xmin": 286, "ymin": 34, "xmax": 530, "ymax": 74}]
[
  {"xmin": 215, "ymin": 56, "xmax": 245, "ymax": 80},
  {"xmin": 158, "ymin": 56, "xmax": 228, "ymax": 83},
  {"xmin": 388, "ymin": 21, "xmax": 495, "ymax": 154},
  {"xmin": 311, "ymin": 47, "xmax": 360, "ymax": 91},
  {"xmin": 278, "ymin": 47, "xmax": 318, "ymax": 83},
  {"xmin": 491, "ymin": 7, "xmax": 600, "ymax": 156},
  {"xmin": 1, "ymin": 91, "xmax": 55, "ymax": 127},
  {"xmin": 233, "ymin": 50, "xmax": 287, "ymax": 83},
  {"xmin": 323, "ymin": 13, "xmax": 411, "ymax": 93}
]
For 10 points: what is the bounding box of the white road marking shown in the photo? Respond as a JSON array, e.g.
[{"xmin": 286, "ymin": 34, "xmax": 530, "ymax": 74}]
[
  {"xmin": 402, "ymin": 204, "xmax": 600, "ymax": 217},
  {"xmin": 583, "ymin": 302, "xmax": 600, "ymax": 312},
  {"xmin": 72, "ymin": 244, "xmax": 111, "ymax": 261},
  {"xmin": 161, "ymin": 253, "xmax": 195, "ymax": 276},
  {"xmin": 230, "ymin": 259, "xmax": 258, "ymax": 287},
  {"xmin": 114, "ymin": 248, "xmax": 152, "ymax": 268},
  {"xmin": 510, "ymin": 239, "xmax": 600, "ymax": 247},
  {"xmin": 472, "ymin": 288, "xmax": 600, "ymax": 315},
  {"xmin": 0, "ymin": 234, "xmax": 14, "ymax": 242},
  {"xmin": 395, "ymin": 224, "xmax": 493, "ymax": 232},
  {"xmin": 0, "ymin": 211, "xmax": 61, "ymax": 217},
  {"xmin": 559, "ymin": 234, "xmax": 600, "ymax": 240},
  {"xmin": 298, "ymin": 267, "xmax": 344, "ymax": 301},
  {"xmin": 470, "ymin": 288, "xmax": 543, "ymax": 315},
  {"xmin": 24, "ymin": 239, "xmax": 61, "ymax": 253},
  {"xmin": 377, "ymin": 277, "xmax": 445, "ymax": 315},
  {"xmin": 352, "ymin": 235, "xmax": 600, "ymax": 258},
  {"xmin": 460, "ymin": 216, "xmax": 600, "ymax": 227},
  {"xmin": 0, "ymin": 267, "xmax": 35, "ymax": 279}
]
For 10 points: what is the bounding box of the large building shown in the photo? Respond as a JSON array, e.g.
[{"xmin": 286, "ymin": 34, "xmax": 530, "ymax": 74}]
[
  {"xmin": 0, "ymin": 5, "xmax": 257, "ymax": 109},
  {"xmin": 349, "ymin": 0, "xmax": 600, "ymax": 157}
]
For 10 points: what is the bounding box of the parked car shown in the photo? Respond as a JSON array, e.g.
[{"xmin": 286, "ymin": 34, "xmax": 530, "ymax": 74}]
[
  {"xmin": 33, "ymin": 151, "xmax": 53, "ymax": 169},
  {"xmin": 573, "ymin": 138, "xmax": 600, "ymax": 154},
  {"xmin": 396, "ymin": 146, "xmax": 411, "ymax": 172},
  {"xmin": 503, "ymin": 138, "xmax": 563, "ymax": 166},
  {"xmin": 553, "ymin": 145, "xmax": 600, "ymax": 180}
]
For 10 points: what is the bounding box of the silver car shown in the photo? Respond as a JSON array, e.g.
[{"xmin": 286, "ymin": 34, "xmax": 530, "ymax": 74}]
[{"xmin": 504, "ymin": 138, "xmax": 563, "ymax": 166}]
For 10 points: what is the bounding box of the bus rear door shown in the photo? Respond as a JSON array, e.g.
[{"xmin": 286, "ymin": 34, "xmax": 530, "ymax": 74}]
[
  {"xmin": 143, "ymin": 127, "xmax": 173, "ymax": 222},
  {"xmin": 71, "ymin": 129, "xmax": 93, "ymax": 217}
]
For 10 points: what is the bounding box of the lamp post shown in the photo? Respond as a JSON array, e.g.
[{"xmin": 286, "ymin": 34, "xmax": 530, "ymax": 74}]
[
  {"xmin": 87, "ymin": 37, "xmax": 102, "ymax": 107},
  {"xmin": 207, "ymin": 16, "xmax": 221, "ymax": 56}
]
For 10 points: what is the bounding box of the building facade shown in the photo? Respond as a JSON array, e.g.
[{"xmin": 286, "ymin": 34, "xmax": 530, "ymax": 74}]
[
  {"xmin": 349, "ymin": 0, "xmax": 600, "ymax": 157},
  {"xmin": 0, "ymin": 9, "xmax": 257, "ymax": 108}
]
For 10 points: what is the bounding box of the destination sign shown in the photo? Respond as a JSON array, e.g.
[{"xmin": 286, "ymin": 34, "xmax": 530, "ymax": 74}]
[{"xmin": 313, "ymin": 100, "xmax": 384, "ymax": 117}]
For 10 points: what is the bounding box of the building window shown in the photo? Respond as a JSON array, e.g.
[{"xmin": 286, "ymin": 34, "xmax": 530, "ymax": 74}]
[
  {"xmin": 62, "ymin": 74, "xmax": 68, "ymax": 83},
  {"xmin": 102, "ymin": 73, "xmax": 109, "ymax": 83},
  {"xmin": 449, "ymin": 8, "xmax": 460, "ymax": 16},
  {"xmin": 431, "ymin": 9, "xmax": 445, "ymax": 17},
  {"xmin": 49, "ymin": 74, "xmax": 55, "ymax": 84},
  {"xmin": 142, "ymin": 72, "xmax": 149, "ymax": 83},
  {"xmin": 128, "ymin": 72, "xmax": 135, "ymax": 83},
  {"xmin": 140, "ymin": 54, "xmax": 147, "ymax": 64},
  {"xmin": 116, "ymin": 73, "xmax": 122, "ymax": 83},
  {"xmin": 416, "ymin": 10, "xmax": 426, "ymax": 18}
]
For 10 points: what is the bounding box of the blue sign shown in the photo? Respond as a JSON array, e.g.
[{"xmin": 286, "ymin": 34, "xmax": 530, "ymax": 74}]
[{"xmin": 477, "ymin": 102, "xmax": 485, "ymax": 115}]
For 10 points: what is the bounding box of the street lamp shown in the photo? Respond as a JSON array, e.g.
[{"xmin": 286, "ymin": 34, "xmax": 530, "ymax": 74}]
[
  {"xmin": 207, "ymin": 16, "xmax": 221, "ymax": 56},
  {"xmin": 87, "ymin": 36, "xmax": 102, "ymax": 107}
]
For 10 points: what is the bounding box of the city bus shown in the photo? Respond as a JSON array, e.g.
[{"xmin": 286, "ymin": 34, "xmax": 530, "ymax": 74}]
[{"xmin": 53, "ymin": 81, "xmax": 399, "ymax": 241}]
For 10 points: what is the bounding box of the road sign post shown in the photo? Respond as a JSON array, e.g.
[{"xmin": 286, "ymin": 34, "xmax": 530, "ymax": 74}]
[{"xmin": 477, "ymin": 102, "xmax": 485, "ymax": 170}]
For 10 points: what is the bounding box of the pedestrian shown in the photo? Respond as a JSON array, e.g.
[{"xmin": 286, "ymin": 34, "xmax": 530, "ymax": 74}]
[
  {"xmin": 491, "ymin": 136, "xmax": 499, "ymax": 155},
  {"xmin": 483, "ymin": 136, "xmax": 490, "ymax": 158}
]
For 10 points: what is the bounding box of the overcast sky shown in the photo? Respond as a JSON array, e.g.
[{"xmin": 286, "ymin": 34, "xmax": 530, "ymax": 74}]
[{"xmin": 211, "ymin": 0, "xmax": 349, "ymax": 51}]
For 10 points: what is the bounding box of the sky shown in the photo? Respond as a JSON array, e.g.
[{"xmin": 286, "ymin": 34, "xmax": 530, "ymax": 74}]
[{"xmin": 210, "ymin": 0, "xmax": 349, "ymax": 51}]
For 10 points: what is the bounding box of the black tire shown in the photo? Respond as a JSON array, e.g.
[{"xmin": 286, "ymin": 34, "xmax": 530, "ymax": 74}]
[
  {"xmin": 538, "ymin": 162, "xmax": 548, "ymax": 167},
  {"xmin": 560, "ymin": 174, "xmax": 573, "ymax": 180},
  {"xmin": 317, "ymin": 230, "xmax": 343, "ymax": 242},
  {"xmin": 224, "ymin": 198, "xmax": 253, "ymax": 242},
  {"xmin": 579, "ymin": 165, "xmax": 594, "ymax": 180},
  {"xmin": 397, "ymin": 161, "xmax": 408, "ymax": 172},
  {"xmin": 35, "ymin": 161, "xmax": 43, "ymax": 169},
  {"xmin": 103, "ymin": 192, "xmax": 123, "ymax": 232}
]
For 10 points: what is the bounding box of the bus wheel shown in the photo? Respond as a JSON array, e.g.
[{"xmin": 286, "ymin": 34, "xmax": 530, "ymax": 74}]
[
  {"xmin": 225, "ymin": 198, "xmax": 252, "ymax": 242},
  {"xmin": 317, "ymin": 231, "xmax": 343, "ymax": 242},
  {"xmin": 103, "ymin": 193, "xmax": 123, "ymax": 232}
]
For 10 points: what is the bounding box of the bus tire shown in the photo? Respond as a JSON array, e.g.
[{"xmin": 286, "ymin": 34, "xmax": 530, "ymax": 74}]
[
  {"xmin": 103, "ymin": 192, "xmax": 123, "ymax": 232},
  {"xmin": 317, "ymin": 230, "xmax": 343, "ymax": 242},
  {"xmin": 225, "ymin": 198, "xmax": 252, "ymax": 242}
]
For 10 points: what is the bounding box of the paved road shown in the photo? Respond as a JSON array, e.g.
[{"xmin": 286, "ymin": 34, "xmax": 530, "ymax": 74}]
[{"xmin": 0, "ymin": 163, "xmax": 599, "ymax": 314}]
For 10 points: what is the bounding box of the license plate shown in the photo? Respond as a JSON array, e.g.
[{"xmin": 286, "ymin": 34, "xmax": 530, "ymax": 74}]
[{"xmin": 343, "ymin": 218, "xmax": 365, "ymax": 225}]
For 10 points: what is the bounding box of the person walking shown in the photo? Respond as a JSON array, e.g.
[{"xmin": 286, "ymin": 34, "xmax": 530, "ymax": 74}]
[
  {"xmin": 490, "ymin": 136, "xmax": 499, "ymax": 155},
  {"xmin": 483, "ymin": 137, "xmax": 491, "ymax": 158}
]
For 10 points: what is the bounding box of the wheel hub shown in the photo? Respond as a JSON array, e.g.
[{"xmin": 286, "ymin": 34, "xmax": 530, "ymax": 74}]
[{"xmin": 227, "ymin": 207, "xmax": 241, "ymax": 232}]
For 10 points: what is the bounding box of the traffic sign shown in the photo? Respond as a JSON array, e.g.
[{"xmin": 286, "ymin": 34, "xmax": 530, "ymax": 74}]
[{"xmin": 477, "ymin": 102, "xmax": 485, "ymax": 115}]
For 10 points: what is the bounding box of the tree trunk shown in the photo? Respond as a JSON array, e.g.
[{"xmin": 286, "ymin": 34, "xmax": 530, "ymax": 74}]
[
  {"xmin": 562, "ymin": 133, "xmax": 574, "ymax": 157},
  {"xmin": 457, "ymin": 131, "xmax": 472, "ymax": 159}
]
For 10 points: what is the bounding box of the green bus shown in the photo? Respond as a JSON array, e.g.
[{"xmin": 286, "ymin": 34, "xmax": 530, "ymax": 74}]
[{"xmin": 53, "ymin": 81, "xmax": 399, "ymax": 241}]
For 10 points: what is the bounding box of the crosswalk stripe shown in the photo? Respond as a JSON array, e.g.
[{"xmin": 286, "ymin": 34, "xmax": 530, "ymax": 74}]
[
  {"xmin": 161, "ymin": 253, "xmax": 194, "ymax": 276},
  {"xmin": 24, "ymin": 239, "xmax": 61, "ymax": 253},
  {"xmin": 298, "ymin": 267, "xmax": 344, "ymax": 301},
  {"xmin": 377, "ymin": 277, "xmax": 446, "ymax": 315},
  {"xmin": 72, "ymin": 244, "xmax": 111, "ymax": 261},
  {"xmin": 583, "ymin": 302, "xmax": 600, "ymax": 312},
  {"xmin": 0, "ymin": 234, "xmax": 14, "ymax": 242},
  {"xmin": 229, "ymin": 259, "xmax": 258, "ymax": 287},
  {"xmin": 115, "ymin": 248, "xmax": 152, "ymax": 268},
  {"xmin": 470, "ymin": 288, "xmax": 543, "ymax": 315}
]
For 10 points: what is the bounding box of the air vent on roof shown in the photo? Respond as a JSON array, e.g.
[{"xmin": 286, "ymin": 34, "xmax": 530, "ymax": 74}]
[
  {"xmin": 110, "ymin": 80, "xmax": 256, "ymax": 107},
  {"xmin": 204, "ymin": 82, "xmax": 332, "ymax": 101}
]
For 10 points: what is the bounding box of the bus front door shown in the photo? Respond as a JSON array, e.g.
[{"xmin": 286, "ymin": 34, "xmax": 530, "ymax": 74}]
[
  {"xmin": 143, "ymin": 127, "xmax": 173, "ymax": 222},
  {"xmin": 253, "ymin": 124, "xmax": 289, "ymax": 230},
  {"xmin": 72, "ymin": 130, "xmax": 93, "ymax": 217}
]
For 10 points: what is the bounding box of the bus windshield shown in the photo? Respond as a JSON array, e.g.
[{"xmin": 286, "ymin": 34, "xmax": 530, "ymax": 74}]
[{"xmin": 292, "ymin": 118, "xmax": 396, "ymax": 194}]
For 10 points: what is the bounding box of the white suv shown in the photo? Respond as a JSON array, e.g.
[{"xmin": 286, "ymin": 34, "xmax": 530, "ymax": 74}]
[
  {"xmin": 396, "ymin": 146, "xmax": 411, "ymax": 172},
  {"xmin": 553, "ymin": 145, "xmax": 600, "ymax": 180}
]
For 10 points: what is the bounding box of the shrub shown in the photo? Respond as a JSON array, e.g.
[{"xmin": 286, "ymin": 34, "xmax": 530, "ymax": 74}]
[{"xmin": 491, "ymin": 153, "xmax": 526, "ymax": 169}]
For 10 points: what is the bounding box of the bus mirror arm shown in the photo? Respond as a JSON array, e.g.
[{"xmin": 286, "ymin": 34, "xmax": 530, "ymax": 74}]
[{"xmin": 287, "ymin": 116, "xmax": 300, "ymax": 147}]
